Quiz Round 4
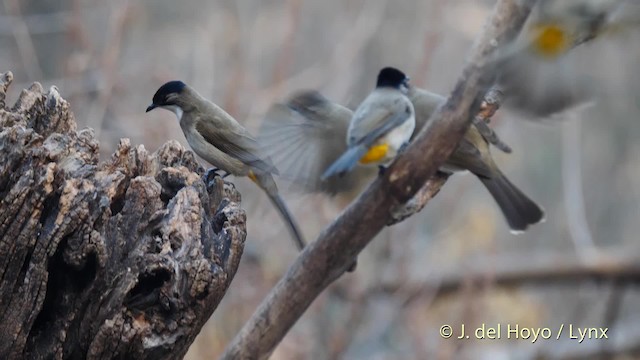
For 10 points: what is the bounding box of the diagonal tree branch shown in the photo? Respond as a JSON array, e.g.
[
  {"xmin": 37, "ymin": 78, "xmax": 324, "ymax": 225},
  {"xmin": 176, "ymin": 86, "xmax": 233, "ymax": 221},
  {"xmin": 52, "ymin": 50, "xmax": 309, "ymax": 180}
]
[{"xmin": 220, "ymin": 1, "xmax": 536, "ymax": 358}]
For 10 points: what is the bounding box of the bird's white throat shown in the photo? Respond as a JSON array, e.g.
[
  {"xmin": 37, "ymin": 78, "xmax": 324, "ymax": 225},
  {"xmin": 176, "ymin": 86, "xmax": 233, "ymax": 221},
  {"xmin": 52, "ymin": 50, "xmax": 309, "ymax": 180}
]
[{"xmin": 163, "ymin": 105, "xmax": 184, "ymax": 121}]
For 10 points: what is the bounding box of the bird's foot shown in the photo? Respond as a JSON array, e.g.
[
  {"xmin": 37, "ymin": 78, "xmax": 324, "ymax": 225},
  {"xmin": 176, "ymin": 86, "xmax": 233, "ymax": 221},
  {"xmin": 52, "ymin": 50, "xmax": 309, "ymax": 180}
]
[
  {"xmin": 378, "ymin": 165, "xmax": 387, "ymax": 177},
  {"xmin": 204, "ymin": 168, "xmax": 223, "ymax": 186},
  {"xmin": 398, "ymin": 142, "xmax": 410, "ymax": 154}
]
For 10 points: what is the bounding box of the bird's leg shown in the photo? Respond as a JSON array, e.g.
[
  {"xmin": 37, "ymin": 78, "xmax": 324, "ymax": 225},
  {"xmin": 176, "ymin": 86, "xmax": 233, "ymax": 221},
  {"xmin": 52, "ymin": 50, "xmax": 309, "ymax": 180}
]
[
  {"xmin": 398, "ymin": 141, "xmax": 410, "ymax": 154},
  {"xmin": 205, "ymin": 167, "xmax": 233, "ymax": 182},
  {"xmin": 378, "ymin": 165, "xmax": 387, "ymax": 177}
]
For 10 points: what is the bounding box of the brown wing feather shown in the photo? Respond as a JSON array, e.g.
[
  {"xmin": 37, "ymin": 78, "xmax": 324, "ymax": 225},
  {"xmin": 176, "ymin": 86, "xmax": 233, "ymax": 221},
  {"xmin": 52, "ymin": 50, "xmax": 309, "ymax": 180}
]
[
  {"xmin": 447, "ymin": 125, "xmax": 496, "ymax": 178},
  {"xmin": 195, "ymin": 119, "xmax": 277, "ymax": 175}
]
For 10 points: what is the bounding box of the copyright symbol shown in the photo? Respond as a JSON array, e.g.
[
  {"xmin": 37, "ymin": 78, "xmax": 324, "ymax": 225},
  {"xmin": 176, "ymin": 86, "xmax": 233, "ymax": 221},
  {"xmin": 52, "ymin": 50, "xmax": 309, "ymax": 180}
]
[{"xmin": 440, "ymin": 325, "xmax": 452, "ymax": 338}]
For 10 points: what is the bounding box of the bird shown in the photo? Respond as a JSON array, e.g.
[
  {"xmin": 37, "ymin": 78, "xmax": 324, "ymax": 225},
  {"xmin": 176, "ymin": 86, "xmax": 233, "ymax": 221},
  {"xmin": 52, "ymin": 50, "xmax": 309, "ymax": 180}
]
[
  {"xmin": 260, "ymin": 86, "xmax": 545, "ymax": 233},
  {"xmin": 492, "ymin": 0, "xmax": 631, "ymax": 119},
  {"xmin": 409, "ymin": 87, "xmax": 545, "ymax": 233},
  {"xmin": 146, "ymin": 80, "xmax": 306, "ymax": 250},
  {"xmin": 321, "ymin": 67, "xmax": 415, "ymax": 180}
]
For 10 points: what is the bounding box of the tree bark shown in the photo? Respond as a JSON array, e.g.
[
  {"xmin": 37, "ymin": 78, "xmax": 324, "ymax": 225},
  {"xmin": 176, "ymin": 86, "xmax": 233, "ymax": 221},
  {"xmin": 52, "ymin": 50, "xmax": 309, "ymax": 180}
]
[{"xmin": 0, "ymin": 71, "xmax": 246, "ymax": 359}]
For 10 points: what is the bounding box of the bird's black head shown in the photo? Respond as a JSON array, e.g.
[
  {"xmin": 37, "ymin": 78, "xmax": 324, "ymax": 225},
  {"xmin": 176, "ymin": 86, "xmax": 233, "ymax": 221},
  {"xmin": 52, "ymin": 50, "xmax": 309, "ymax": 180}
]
[
  {"xmin": 146, "ymin": 80, "xmax": 186, "ymax": 112},
  {"xmin": 376, "ymin": 67, "xmax": 410, "ymax": 90}
]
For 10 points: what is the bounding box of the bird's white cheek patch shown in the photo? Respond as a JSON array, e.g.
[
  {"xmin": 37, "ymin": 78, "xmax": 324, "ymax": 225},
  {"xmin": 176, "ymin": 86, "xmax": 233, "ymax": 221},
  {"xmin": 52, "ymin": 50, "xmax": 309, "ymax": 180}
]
[{"xmin": 163, "ymin": 105, "xmax": 184, "ymax": 121}]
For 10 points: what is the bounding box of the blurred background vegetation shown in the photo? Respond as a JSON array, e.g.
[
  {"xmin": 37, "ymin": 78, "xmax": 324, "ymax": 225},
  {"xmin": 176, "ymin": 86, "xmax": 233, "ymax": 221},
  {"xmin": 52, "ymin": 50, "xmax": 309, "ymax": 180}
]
[{"xmin": 2, "ymin": 0, "xmax": 640, "ymax": 358}]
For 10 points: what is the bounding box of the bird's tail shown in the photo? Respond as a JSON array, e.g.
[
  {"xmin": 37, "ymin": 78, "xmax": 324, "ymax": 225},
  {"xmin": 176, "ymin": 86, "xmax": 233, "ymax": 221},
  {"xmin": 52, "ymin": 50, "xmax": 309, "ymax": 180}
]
[
  {"xmin": 267, "ymin": 193, "xmax": 306, "ymax": 250},
  {"xmin": 321, "ymin": 145, "xmax": 369, "ymax": 180},
  {"xmin": 250, "ymin": 171, "xmax": 306, "ymax": 250},
  {"xmin": 479, "ymin": 169, "xmax": 545, "ymax": 233}
]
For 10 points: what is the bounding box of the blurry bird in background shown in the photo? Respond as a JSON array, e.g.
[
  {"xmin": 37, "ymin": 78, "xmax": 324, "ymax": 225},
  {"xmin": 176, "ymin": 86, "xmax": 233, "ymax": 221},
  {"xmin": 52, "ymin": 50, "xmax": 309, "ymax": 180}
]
[
  {"xmin": 495, "ymin": 0, "xmax": 638, "ymax": 119},
  {"xmin": 260, "ymin": 86, "xmax": 544, "ymax": 233}
]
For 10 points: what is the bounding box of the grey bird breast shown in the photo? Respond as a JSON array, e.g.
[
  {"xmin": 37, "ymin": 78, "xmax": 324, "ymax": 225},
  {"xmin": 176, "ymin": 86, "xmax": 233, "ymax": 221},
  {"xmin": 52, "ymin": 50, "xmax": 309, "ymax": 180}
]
[
  {"xmin": 348, "ymin": 89, "xmax": 414, "ymax": 150},
  {"xmin": 181, "ymin": 110, "xmax": 276, "ymax": 176}
]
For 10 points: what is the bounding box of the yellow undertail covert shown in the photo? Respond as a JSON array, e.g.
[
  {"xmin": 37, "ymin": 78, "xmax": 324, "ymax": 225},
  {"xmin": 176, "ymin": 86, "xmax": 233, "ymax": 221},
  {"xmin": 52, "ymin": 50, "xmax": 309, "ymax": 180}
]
[
  {"xmin": 359, "ymin": 143, "xmax": 389, "ymax": 165},
  {"xmin": 248, "ymin": 170, "xmax": 258, "ymax": 183}
]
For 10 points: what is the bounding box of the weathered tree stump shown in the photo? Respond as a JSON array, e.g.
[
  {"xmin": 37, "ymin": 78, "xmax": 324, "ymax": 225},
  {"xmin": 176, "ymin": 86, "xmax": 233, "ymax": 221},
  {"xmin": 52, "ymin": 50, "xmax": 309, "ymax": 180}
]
[{"xmin": 0, "ymin": 71, "xmax": 246, "ymax": 359}]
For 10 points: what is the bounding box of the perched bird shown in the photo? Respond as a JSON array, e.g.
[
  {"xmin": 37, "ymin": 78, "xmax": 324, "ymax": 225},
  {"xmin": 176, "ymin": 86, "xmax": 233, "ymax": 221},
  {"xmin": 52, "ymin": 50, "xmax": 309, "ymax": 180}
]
[
  {"xmin": 146, "ymin": 80, "xmax": 306, "ymax": 250},
  {"xmin": 409, "ymin": 88, "xmax": 545, "ymax": 232},
  {"xmin": 260, "ymin": 87, "xmax": 545, "ymax": 233},
  {"xmin": 321, "ymin": 67, "xmax": 415, "ymax": 180}
]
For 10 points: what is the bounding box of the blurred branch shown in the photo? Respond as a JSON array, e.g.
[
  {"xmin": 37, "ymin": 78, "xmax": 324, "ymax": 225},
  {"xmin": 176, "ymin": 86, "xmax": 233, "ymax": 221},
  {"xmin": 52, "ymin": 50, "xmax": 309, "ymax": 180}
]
[
  {"xmin": 85, "ymin": 0, "xmax": 131, "ymax": 140},
  {"xmin": 414, "ymin": 0, "xmax": 444, "ymax": 88},
  {"xmin": 362, "ymin": 255, "xmax": 640, "ymax": 303},
  {"xmin": 474, "ymin": 87, "xmax": 511, "ymax": 152},
  {"xmin": 0, "ymin": 7, "xmax": 106, "ymax": 35},
  {"xmin": 0, "ymin": 12, "xmax": 68, "ymax": 34},
  {"xmin": 2, "ymin": 0, "xmax": 43, "ymax": 79},
  {"xmin": 562, "ymin": 115, "xmax": 599, "ymax": 262},
  {"xmin": 220, "ymin": 1, "xmax": 536, "ymax": 358},
  {"xmin": 598, "ymin": 280, "xmax": 626, "ymax": 358},
  {"xmin": 271, "ymin": 0, "xmax": 302, "ymax": 87},
  {"xmin": 245, "ymin": 0, "xmax": 386, "ymax": 120}
]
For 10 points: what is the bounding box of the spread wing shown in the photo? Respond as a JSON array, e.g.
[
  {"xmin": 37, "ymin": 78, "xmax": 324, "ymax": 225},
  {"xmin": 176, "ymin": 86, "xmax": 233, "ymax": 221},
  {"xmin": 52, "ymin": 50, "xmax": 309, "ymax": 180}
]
[
  {"xmin": 258, "ymin": 90, "xmax": 374, "ymax": 195},
  {"xmin": 195, "ymin": 117, "xmax": 277, "ymax": 175}
]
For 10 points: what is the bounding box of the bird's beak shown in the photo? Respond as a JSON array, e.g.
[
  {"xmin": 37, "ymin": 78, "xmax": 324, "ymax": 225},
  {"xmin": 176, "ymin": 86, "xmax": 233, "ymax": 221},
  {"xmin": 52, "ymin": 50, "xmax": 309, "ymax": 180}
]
[{"xmin": 146, "ymin": 104, "xmax": 157, "ymax": 112}]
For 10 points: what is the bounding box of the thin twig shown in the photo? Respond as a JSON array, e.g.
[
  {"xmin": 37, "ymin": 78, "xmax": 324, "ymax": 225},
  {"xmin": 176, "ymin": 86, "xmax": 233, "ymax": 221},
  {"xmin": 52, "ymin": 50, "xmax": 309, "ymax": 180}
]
[{"xmin": 473, "ymin": 87, "xmax": 512, "ymax": 153}]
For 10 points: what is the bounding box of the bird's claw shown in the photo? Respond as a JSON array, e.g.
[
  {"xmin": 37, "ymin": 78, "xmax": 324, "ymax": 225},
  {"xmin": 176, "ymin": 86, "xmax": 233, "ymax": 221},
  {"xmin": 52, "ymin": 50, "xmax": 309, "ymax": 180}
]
[{"xmin": 204, "ymin": 168, "xmax": 222, "ymax": 185}]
